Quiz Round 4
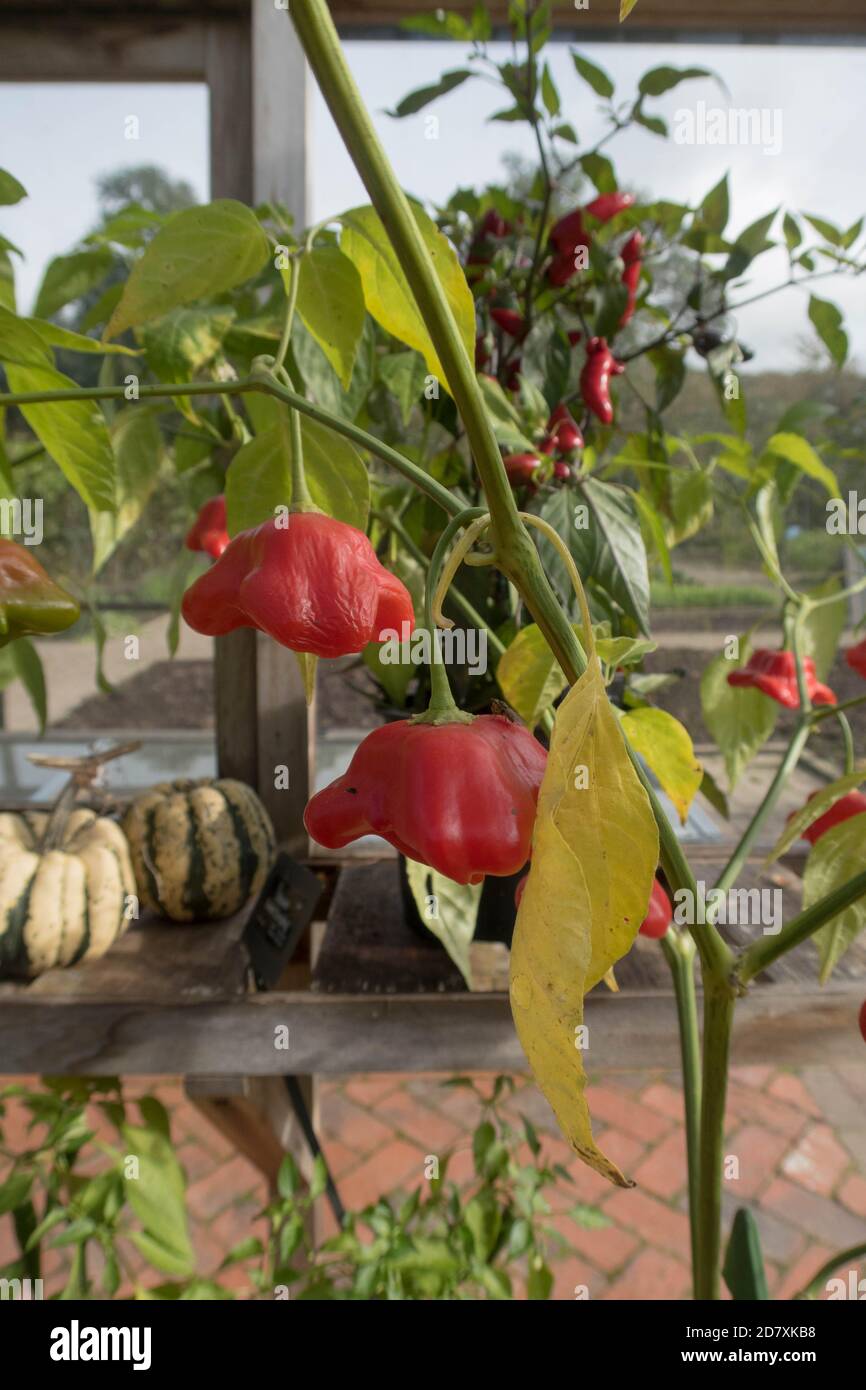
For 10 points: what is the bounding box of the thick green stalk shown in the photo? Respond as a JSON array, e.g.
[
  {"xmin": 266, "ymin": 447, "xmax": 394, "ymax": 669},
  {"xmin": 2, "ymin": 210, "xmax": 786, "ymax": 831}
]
[
  {"xmin": 695, "ymin": 978, "xmax": 735, "ymax": 1300},
  {"xmin": 660, "ymin": 930, "xmax": 702, "ymax": 1292}
]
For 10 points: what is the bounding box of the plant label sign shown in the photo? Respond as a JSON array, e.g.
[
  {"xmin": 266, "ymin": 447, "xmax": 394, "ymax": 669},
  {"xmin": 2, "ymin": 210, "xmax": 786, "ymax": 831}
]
[{"xmin": 243, "ymin": 853, "xmax": 321, "ymax": 990}]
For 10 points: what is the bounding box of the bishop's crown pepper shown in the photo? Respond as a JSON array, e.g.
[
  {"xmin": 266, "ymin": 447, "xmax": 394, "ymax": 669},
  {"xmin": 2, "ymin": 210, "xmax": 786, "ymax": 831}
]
[
  {"xmin": 580, "ymin": 337, "xmax": 624, "ymax": 425},
  {"xmin": 304, "ymin": 714, "xmax": 548, "ymax": 885},
  {"xmin": 0, "ymin": 538, "xmax": 80, "ymax": 648},
  {"xmin": 185, "ymin": 495, "xmax": 229, "ymax": 560},
  {"xmin": 726, "ymin": 649, "xmax": 836, "ymax": 710},
  {"xmin": 181, "ymin": 512, "xmax": 415, "ymax": 660}
]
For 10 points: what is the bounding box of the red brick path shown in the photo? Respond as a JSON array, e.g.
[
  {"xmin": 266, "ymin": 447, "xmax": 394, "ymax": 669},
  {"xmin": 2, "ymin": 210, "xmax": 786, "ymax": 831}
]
[{"xmin": 2, "ymin": 1065, "xmax": 865, "ymax": 1300}]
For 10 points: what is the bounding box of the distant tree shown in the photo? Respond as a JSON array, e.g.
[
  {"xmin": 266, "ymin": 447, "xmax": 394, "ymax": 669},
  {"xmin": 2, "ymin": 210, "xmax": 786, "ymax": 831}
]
[{"xmin": 95, "ymin": 165, "xmax": 197, "ymax": 219}]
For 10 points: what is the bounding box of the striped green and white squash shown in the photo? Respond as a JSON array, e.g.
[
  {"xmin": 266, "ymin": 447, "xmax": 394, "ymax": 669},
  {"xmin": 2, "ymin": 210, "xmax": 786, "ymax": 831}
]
[
  {"xmin": 121, "ymin": 779, "xmax": 276, "ymax": 923},
  {"xmin": 0, "ymin": 808, "xmax": 137, "ymax": 980}
]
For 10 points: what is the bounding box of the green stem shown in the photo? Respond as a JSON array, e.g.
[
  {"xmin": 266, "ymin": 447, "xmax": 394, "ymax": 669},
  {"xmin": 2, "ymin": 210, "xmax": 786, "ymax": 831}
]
[
  {"xmin": 713, "ymin": 719, "xmax": 811, "ymax": 897},
  {"xmin": 793, "ymin": 1241, "xmax": 866, "ymax": 1300},
  {"xmin": 695, "ymin": 977, "xmax": 735, "ymax": 1300},
  {"xmin": 275, "ymin": 253, "xmax": 302, "ymax": 373},
  {"xmin": 834, "ymin": 710, "xmax": 856, "ymax": 776},
  {"xmin": 738, "ymin": 865, "xmax": 866, "ymax": 984},
  {"xmin": 660, "ymin": 930, "xmax": 702, "ymax": 1294},
  {"xmin": 811, "ymin": 690, "xmax": 866, "ymax": 723}
]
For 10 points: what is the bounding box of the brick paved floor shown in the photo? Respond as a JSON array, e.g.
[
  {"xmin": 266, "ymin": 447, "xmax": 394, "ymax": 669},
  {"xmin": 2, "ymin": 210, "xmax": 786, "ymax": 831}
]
[{"xmin": 2, "ymin": 1065, "xmax": 865, "ymax": 1300}]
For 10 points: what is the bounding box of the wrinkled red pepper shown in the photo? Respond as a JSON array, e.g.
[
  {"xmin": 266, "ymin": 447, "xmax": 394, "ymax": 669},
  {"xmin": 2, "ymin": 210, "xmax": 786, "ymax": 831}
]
[
  {"xmin": 789, "ymin": 790, "xmax": 866, "ymax": 845},
  {"xmin": 846, "ymin": 637, "xmax": 866, "ymax": 679},
  {"xmin": 619, "ymin": 230, "xmax": 644, "ymax": 327},
  {"xmin": 640, "ymin": 879, "xmax": 673, "ymax": 938},
  {"xmin": 580, "ymin": 337, "xmax": 624, "ymax": 425},
  {"xmin": 727, "ymin": 649, "xmax": 836, "ymax": 710},
  {"xmin": 0, "ymin": 539, "xmax": 80, "ymax": 647},
  {"xmin": 304, "ymin": 714, "xmax": 547, "ymax": 885},
  {"xmin": 185, "ymin": 495, "xmax": 230, "ymax": 560},
  {"xmin": 181, "ymin": 513, "xmax": 414, "ymax": 659}
]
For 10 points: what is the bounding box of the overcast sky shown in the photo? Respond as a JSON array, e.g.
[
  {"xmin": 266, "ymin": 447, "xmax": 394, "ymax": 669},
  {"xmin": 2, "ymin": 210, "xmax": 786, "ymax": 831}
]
[{"xmin": 1, "ymin": 39, "xmax": 863, "ymax": 372}]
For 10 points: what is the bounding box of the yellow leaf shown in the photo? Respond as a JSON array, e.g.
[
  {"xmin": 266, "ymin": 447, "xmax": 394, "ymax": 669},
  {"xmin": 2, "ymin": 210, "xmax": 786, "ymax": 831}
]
[
  {"xmin": 294, "ymin": 652, "xmax": 317, "ymax": 706},
  {"xmin": 620, "ymin": 706, "xmax": 702, "ymax": 825},
  {"xmin": 496, "ymin": 623, "xmax": 568, "ymax": 729},
  {"xmin": 620, "ymin": 0, "xmax": 640, "ymax": 19},
  {"xmin": 509, "ymin": 655, "xmax": 658, "ymax": 1187}
]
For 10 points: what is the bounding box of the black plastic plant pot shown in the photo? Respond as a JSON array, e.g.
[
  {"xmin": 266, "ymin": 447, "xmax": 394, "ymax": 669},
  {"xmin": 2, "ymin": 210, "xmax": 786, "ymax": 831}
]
[{"xmin": 397, "ymin": 855, "xmax": 527, "ymax": 949}]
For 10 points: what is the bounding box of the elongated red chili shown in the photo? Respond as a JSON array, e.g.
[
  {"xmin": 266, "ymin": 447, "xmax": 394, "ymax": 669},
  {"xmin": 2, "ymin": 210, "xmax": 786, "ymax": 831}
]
[
  {"xmin": 789, "ymin": 790, "xmax": 866, "ymax": 845},
  {"xmin": 503, "ymin": 453, "xmax": 543, "ymax": 486},
  {"xmin": 846, "ymin": 636, "xmax": 866, "ymax": 679},
  {"xmin": 585, "ymin": 192, "xmax": 635, "ymax": 222},
  {"xmin": 182, "ymin": 512, "xmax": 414, "ymax": 659},
  {"xmin": 305, "ymin": 714, "xmax": 547, "ymax": 885},
  {"xmin": 619, "ymin": 230, "xmax": 644, "ymax": 327},
  {"xmin": 547, "ymin": 403, "xmax": 584, "ymax": 453},
  {"xmin": 580, "ymin": 337, "xmax": 624, "ymax": 425}
]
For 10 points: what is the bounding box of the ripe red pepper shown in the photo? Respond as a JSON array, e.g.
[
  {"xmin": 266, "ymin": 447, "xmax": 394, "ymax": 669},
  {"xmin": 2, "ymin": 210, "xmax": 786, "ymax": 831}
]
[
  {"xmin": 554, "ymin": 461, "xmax": 572, "ymax": 481},
  {"xmin": 846, "ymin": 637, "xmax": 866, "ymax": 679},
  {"xmin": 547, "ymin": 251, "xmax": 579, "ymax": 287},
  {"xmin": 584, "ymin": 192, "xmax": 635, "ymax": 223},
  {"xmin": 640, "ymin": 879, "xmax": 673, "ymax": 939},
  {"xmin": 727, "ymin": 649, "xmax": 836, "ymax": 710},
  {"xmin": 304, "ymin": 714, "xmax": 547, "ymax": 885},
  {"xmin": 185, "ymin": 495, "xmax": 229, "ymax": 560},
  {"xmin": 549, "ymin": 209, "xmax": 589, "ymax": 256},
  {"xmin": 580, "ymin": 337, "xmax": 624, "ymax": 425},
  {"xmin": 491, "ymin": 307, "xmax": 529, "ymax": 340},
  {"xmin": 789, "ymin": 790, "xmax": 866, "ymax": 845},
  {"xmin": 567, "ymin": 330, "xmax": 582, "ymax": 347},
  {"xmin": 503, "ymin": 453, "xmax": 542, "ymax": 486},
  {"xmin": 0, "ymin": 539, "xmax": 80, "ymax": 647},
  {"xmin": 547, "ymin": 403, "xmax": 584, "ymax": 453},
  {"xmin": 619, "ymin": 230, "xmax": 644, "ymax": 327},
  {"xmin": 181, "ymin": 512, "xmax": 414, "ymax": 659},
  {"xmin": 479, "ymin": 208, "xmax": 511, "ymax": 239}
]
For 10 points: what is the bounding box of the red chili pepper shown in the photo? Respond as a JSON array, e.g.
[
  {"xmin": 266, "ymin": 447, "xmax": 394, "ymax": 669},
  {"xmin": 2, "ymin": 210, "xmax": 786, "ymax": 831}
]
[
  {"xmin": 567, "ymin": 330, "xmax": 582, "ymax": 347},
  {"xmin": 554, "ymin": 461, "xmax": 572, "ymax": 481},
  {"xmin": 491, "ymin": 307, "xmax": 529, "ymax": 340},
  {"xmin": 727, "ymin": 649, "xmax": 836, "ymax": 710},
  {"xmin": 584, "ymin": 192, "xmax": 635, "ymax": 223},
  {"xmin": 181, "ymin": 513, "xmax": 414, "ymax": 659},
  {"xmin": 619, "ymin": 230, "xmax": 644, "ymax": 327},
  {"xmin": 546, "ymin": 250, "xmax": 580, "ymax": 287},
  {"xmin": 549, "ymin": 209, "xmax": 589, "ymax": 256},
  {"xmin": 789, "ymin": 790, "xmax": 866, "ymax": 845},
  {"xmin": 503, "ymin": 453, "xmax": 543, "ymax": 486},
  {"xmin": 185, "ymin": 495, "xmax": 230, "ymax": 560},
  {"xmin": 0, "ymin": 539, "xmax": 80, "ymax": 647},
  {"xmin": 547, "ymin": 403, "xmax": 584, "ymax": 453},
  {"xmin": 304, "ymin": 714, "xmax": 547, "ymax": 885},
  {"xmin": 579, "ymin": 337, "xmax": 624, "ymax": 426},
  {"xmin": 640, "ymin": 879, "xmax": 673, "ymax": 939},
  {"xmin": 846, "ymin": 637, "xmax": 866, "ymax": 679},
  {"xmin": 479, "ymin": 208, "xmax": 511, "ymax": 239},
  {"xmin": 504, "ymin": 358, "xmax": 522, "ymax": 391}
]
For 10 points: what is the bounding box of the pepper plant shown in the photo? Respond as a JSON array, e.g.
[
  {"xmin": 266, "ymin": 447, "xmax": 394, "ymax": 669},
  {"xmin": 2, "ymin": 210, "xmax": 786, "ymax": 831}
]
[{"xmin": 2, "ymin": 0, "xmax": 866, "ymax": 1300}]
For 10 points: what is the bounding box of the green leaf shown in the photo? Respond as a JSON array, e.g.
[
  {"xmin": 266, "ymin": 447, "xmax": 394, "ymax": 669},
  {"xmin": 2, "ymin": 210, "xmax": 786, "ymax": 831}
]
[
  {"xmin": 803, "ymin": 213, "xmax": 843, "ymax": 247},
  {"xmin": 577, "ymin": 479, "xmax": 652, "ymax": 635},
  {"xmin": 808, "ymin": 295, "xmax": 848, "ymax": 368},
  {"xmin": 638, "ymin": 66, "xmax": 711, "ymax": 97},
  {"xmin": 278, "ymin": 1153, "xmax": 301, "ymax": 1199},
  {"xmin": 700, "ymin": 637, "xmax": 777, "ymax": 790},
  {"xmin": 804, "ymin": 817, "xmax": 866, "ymax": 982},
  {"xmin": 620, "ymin": 707, "xmax": 702, "ymax": 824},
  {"xmin": 0, "ymin": 1169, "xmax": 32, "ymax": 1215},
  {"xmin": 90, "ymin": 407, "xmax": 163, "ymax": 573},
  {"xmin": 723, "ymin": 210, "xmax": 777, "ymax": 280},
  {"xmin": 121, "ymin": 1122, "xmax": 195, "ymax": 1277},
  {"xmin": 783, "ymin": 213, "xmax": 802, "ymax": 252},
  {"xmin": 0, "ymin": 169, "xmax": 27, "ymax": 206},
  {"xmin": 464, "ymin": 1191, "xmax": 502, "ymax": 1263},
  {"xmin": 571, "ymin": 51, "xmax": 614, "ymax": 99},
  {"xmin": 700, "ymin": 768, "xmax": 729, "ymax": 820},
  {"xmin": 378, "ymin": 351, "xmax": 429, "ymax": 425},
  {"xmin": 0, "ymin": 305, "xmax": 53, "ymax": 367},
  {"xmin": 340, "ymin": 204, "xmax": 475, "ymax": 393},
  {"xmin": 580, "ymin": 152, "xmax": 616, "ymax": 195},
  {"xmin": 698, "ymin": 174, "xmax": 730, "ymax": 236},
  {"xmin": 761, "ymin": 431, "xmax": 838, "ymax": 497},
  {"xmin": 496, "ymin": 623, "xmax": 568, "ymax": 729},
  {"xmin": 633, "ymin": 111, "xmax": 668, "ymax": 138},
  {"xmin": 527, "ymin": 1260, "xmax": 554, "ymax": 1300},
  {"xmin": 633, "ymin": 489, "xmax": 673, "ymax": 584},
  {"xmin": 722, "ymin": 1209, "xmax": 769, "ymax": 1300},
  {"xmin": 141, "ymin": 307, "xmax": 234, "ymax": 383},
  {"xmin": 25, "ymin": 318, "xmax": 136, "ymax": 357},
  {"xmin": 295, "ymin": 247, "xmax": 365, "ymax": 389},
  {"xmin": 650, "ymin": 346, "xmax": 686, "ymax": 412},
  {"xmin": 34, "ymin": 248, "xmax": 113, "ymax": 319},
  {"xmin": 0, "ymin": 638, "xmax": 47, "ymax": 732},
  {"xmin": 540, "ymin": 64, "xmax": 561, "ymax": 118},
  {"xmin": 477, "ymin": 374, "xmax": 536, "ymax": 452},
  {"xmin": 105, "ymin": 200, "xmax": 270, "ymax": 339},
  {"xmin": 226, "ymin": 411, "xmax": 369, "ymax": 535},
  {"xmin": 404, "ymin": 859, "xmax": 482, "ymax": 986},
  {"xmin": 799, "ymin": 578, "xmax": 847, "ymax": 681},
  {"xmin": 4, "ymin": 362, "xmax": 116, "ymax": 512},
  {"xmin": 388, "ymin": 69, "xmax": 472, "ymax": 117},
  {"xmin": 570, "ymin": 1203, "xmax": 611, "ymax": 1230}
]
